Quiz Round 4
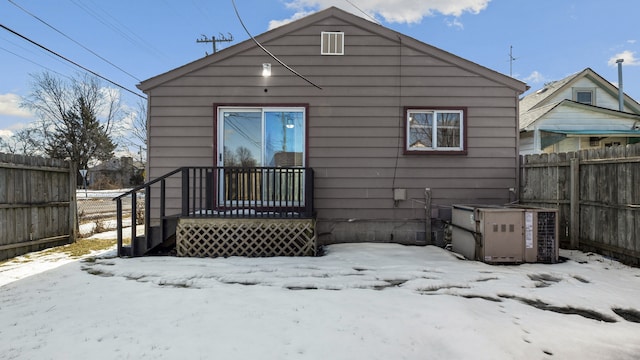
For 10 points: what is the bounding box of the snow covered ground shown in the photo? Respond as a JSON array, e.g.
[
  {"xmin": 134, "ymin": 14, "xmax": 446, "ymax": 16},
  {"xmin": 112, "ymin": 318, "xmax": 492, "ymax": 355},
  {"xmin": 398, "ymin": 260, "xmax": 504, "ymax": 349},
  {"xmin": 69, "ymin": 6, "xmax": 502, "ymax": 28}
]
[
  {"xmin": 1, "ymin": 240, "xmax": 639, "ymax": 359},
  {"xmin": 77, "ymin": 189, "xmax": 136, "ymax": 199}
]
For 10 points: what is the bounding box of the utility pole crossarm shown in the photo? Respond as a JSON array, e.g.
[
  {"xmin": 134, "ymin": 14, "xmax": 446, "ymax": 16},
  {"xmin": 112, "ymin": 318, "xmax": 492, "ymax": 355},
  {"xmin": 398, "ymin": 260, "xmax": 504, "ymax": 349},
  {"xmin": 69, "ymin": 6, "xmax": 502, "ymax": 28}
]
[{"xmin": 196, "ymin": 33, "xmax": 233, "ymax": 55}]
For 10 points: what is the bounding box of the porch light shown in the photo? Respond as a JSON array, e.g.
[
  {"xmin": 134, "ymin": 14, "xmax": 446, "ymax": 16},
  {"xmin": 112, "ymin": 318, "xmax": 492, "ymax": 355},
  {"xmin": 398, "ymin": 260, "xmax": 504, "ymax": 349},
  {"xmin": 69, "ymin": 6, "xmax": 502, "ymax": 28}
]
[
  {"xmin": 262, "ymin": 63, "xmax": 271, "ymax": 77},
  {"xmin": 286, "ymin": 117, "xmax": 295, "ymax": 129}
]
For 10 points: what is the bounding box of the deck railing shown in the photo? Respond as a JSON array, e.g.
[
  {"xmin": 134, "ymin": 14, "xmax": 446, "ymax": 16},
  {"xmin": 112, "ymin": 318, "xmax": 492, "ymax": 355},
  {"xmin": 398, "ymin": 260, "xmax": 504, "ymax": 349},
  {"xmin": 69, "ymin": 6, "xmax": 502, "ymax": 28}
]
[
  {"xmin": 183, "ymin": 166, "xmax": 314, "ymax": 218},
  {"xmin": 113, "ymin": 166, "xmax": 314, "ymax": 256}
]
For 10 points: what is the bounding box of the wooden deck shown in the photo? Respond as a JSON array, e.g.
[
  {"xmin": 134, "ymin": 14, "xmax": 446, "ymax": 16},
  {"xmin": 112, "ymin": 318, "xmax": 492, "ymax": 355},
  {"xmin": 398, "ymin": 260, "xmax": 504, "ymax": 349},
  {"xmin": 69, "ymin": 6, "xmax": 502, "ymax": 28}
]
[{"xmin": 114, "ymin": 166, "xmax": 315, "ymax": 257}]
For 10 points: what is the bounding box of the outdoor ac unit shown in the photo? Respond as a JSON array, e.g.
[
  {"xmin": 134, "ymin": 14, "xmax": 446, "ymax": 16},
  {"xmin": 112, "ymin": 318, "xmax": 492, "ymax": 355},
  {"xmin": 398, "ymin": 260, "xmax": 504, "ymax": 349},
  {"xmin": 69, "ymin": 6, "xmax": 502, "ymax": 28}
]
[
  {"xmin": 451, "ymin": 205, "xmax": 559, "ymax": 264},
  {"xmin": 522, "ymin": 208, "xmax": 559, "ymax": 264},
  {"xmin": 452, "ymin": 205, "xmax": 525, "ymax": 264}
]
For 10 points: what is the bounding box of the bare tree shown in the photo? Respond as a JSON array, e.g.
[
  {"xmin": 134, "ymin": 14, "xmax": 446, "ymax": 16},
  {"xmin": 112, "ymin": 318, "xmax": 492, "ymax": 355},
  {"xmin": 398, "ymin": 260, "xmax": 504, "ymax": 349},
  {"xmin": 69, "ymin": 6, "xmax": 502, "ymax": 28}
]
[
  {"xmin": 130, "ymin": 99, "xmax": 148, "ymax": 153},
  {"xmin": 21, "ymin": 72, "xmax": 119, "ymax": 173},
  {"xmin": 0, "ymin": 127, "xmax": 41, "ymax": 156},
  {"xmin": 115, "ymin": 98, "xmax": 147, "ymax": 162},
  {"xmin": 223, "ymin": 146, "xmax": 238, "ymax": 166},
  {"xmin": 237, "ymin": 146, "xmax": 257, "ymax": 167},
  {"xmin": 223, "ymin": 146, "xmax": 257, "ymax": 167}
]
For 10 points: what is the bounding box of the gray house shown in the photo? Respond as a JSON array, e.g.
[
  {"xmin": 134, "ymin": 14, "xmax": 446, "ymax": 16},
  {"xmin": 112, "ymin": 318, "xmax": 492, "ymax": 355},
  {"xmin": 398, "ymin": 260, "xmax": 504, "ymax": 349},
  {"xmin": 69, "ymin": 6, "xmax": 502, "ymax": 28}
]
[
  {"xmin": 125, "ymin": 7, "xmax": 527, "ymax": 257},
  {"xmin": 88, "ymin": 156, "xmax": 144, "ymax": 189}
]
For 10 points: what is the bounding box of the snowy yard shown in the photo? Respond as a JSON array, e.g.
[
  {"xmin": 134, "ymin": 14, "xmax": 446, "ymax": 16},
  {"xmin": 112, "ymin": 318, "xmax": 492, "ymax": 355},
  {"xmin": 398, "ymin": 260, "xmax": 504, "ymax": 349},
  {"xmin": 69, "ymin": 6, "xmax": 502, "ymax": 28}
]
[{"xmin": 1, "ymin": 239, "xmax": 639, "ymax": 359}]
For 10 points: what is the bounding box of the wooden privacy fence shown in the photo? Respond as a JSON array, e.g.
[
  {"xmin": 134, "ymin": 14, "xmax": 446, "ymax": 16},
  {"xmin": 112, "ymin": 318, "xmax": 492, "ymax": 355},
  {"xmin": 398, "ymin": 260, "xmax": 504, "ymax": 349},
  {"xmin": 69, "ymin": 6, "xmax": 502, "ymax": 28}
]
[
  {"xmin": 0, "ymin": 154, "xmax": 77, "ymax": 261},
  {"xmin": 520, "ymin": 144, "xmax": 640, "ymax": 265}
]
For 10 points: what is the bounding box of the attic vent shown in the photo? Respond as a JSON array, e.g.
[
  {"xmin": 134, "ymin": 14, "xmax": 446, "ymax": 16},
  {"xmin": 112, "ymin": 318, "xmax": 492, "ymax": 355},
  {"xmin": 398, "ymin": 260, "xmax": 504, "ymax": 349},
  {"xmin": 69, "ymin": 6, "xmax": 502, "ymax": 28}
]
[{"xmin": 321, "ymin": 31, "xmax": 344, "ymax": 55}]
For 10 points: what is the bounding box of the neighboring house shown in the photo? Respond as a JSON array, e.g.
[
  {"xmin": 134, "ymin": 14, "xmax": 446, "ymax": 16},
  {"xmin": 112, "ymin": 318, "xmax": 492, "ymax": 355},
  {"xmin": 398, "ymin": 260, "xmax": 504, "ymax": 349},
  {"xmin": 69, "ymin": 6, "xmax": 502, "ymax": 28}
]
[
  {"xmin": 88, "ymin": 156, "xmax": 144, "ymax": 189},
  {"xmin": 133, "ymin": 6, "xmax": 526, "ymax": 255},
  {"xmin": 519, "ymin": 68, "xmax": 640, "ymax": 154}
]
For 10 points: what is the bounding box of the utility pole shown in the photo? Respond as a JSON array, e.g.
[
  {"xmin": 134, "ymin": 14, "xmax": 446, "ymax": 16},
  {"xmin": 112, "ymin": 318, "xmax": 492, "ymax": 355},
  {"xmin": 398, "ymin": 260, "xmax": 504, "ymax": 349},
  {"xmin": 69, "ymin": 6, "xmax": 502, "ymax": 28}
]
[
  {"xmin": 196, "ymin": 33, "xmax": 233, "ymax": 55},
  {"xmin": 509, "ymin": 45, "xmax": 518, "ymax": 77}
]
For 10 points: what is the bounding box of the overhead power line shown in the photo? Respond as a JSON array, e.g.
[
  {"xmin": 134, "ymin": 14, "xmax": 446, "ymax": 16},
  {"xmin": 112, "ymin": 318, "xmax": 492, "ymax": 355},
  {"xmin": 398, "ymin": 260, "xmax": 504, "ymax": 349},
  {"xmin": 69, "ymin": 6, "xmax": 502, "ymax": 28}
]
[
  {"xmin": 344, "ymin": 0, "xmax": 381, "ymax": 24},
  {"xmin": 8, "ymin": 0, "xmax": 142, "ymax": 82},
  {"xmin": 230, "ymin": 0, "xmax": 322, "ymax": 90},
  {"xmin": 0, "ymin": 23, "xmax": 146, "ymax": 99},
  {"xmin": 1, "ymin": 34, "xmax": 76, "ymax": 74},
  {"xmin": 69, "ymin": 0, "xmax": 169, "ymax": 62},
  {"xmin": 0, "ymin": 44, "xmax": 71, "ymax": 79}
]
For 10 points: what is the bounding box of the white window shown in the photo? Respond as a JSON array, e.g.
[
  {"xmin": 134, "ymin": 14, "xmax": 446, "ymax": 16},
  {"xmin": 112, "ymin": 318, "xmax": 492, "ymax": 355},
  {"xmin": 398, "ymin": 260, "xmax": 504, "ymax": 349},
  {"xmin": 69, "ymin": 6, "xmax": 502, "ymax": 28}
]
[
  {"xmin": 406, "ymin": 108, "xmax": 465, "ymax": 153},
  {"xmin": 574, "ymin": 89, "xmax": 594, "ymax": 105},
  {"xmin": 321, "ymin": 31, "xmax": 344, "ymax": 55}
]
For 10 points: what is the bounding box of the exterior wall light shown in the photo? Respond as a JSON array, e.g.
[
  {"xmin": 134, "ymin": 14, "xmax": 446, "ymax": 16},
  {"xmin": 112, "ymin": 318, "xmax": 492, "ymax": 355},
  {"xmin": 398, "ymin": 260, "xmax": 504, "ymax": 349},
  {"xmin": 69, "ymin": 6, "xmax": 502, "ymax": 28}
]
[{"xmin": 262, "ymin": 63, "xmax": 271, "ymax": 77}]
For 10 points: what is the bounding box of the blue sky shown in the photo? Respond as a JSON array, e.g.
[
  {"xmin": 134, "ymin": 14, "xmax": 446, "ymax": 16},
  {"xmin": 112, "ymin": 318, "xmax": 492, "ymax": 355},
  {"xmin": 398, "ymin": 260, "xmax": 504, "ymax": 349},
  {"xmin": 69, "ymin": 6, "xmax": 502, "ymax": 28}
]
[{"xmin": 1, "ymin": 0, "xmax": 639, "ymax": 139}]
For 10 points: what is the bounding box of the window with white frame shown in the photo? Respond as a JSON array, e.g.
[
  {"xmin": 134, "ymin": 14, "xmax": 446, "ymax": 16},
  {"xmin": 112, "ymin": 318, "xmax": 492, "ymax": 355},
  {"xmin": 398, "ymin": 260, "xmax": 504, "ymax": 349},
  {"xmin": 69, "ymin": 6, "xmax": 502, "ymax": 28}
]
[
  {"xmin": 574, "ymin": 89, "xmax": 594, "ymax": 105},
  {"xmin": 406, "ymin": 108, "xmax": 465, "ymax": 153},
  {"xmin": 321, "ymin": 31, "xmax": 344, "ymax": 55}
]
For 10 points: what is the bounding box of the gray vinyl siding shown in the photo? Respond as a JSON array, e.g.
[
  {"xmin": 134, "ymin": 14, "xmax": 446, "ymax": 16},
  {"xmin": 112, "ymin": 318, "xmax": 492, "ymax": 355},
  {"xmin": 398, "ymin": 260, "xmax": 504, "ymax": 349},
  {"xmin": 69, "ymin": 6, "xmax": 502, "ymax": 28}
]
[{"xmin": 141, "ymin": 9, "xmax": 525, "ymax": 241}]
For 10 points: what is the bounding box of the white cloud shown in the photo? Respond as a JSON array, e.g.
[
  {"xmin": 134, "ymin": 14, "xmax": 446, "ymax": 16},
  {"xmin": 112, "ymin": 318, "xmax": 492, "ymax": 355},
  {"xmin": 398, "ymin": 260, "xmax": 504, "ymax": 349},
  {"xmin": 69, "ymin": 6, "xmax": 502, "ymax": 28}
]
[
  {"xmin": 97, "ymin": 87, "xmax": 123, "ymax": 120},
  {"xmin": 444, "ymin": 17, "xmax": 464, "ymax": 30},
  {"xmin": 608, "ymin": 50, "xmax": 640, "ymax": 66},
  {"xmin": 271, "ymin": 0, "xmax": 491, "ymax": 27},
  {"xmin": 0, "ymin": 129, "xmax": 13, "ymax": 138},
  {"xmin": 627, "ymin": 39, "xmax": 636, "ymax": 44},
  {"xmin": 112, "ymin": 107, "xmax": 138, "ymax": 138},
  {"xmin": 269, "ymin": 11, "xmax": 314, "ymax": 29},
  {"xmin": 0, "ymin": 93, "xmax": 33, "ymax": 118},
  {"xmin": 523, "ymin": 70, "xmax": 548, "ymax": 84},
  {"xmin": 0, "ymin": 123, "xmax": 29, "ymax": 139}
]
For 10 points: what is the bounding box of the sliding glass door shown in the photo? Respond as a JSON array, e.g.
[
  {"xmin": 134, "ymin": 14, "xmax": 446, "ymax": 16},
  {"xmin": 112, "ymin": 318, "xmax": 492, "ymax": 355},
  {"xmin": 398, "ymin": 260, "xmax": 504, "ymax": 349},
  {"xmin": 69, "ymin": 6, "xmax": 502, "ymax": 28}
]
[{"xmin": 218, "ymin": 107, "xmax": 306, "ymax": 207}]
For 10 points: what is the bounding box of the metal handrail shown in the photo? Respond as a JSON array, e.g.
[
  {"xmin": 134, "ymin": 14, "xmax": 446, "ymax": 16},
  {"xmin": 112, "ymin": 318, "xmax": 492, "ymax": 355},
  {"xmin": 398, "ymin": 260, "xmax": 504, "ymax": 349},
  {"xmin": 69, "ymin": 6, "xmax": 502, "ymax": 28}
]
[
  {"xmin": 112, "ymin": 167, "xmax": 183, "ymax": 201},
  {"xmin": 114, "ymin": 167, "xmax": 186, "ymax": 256}
]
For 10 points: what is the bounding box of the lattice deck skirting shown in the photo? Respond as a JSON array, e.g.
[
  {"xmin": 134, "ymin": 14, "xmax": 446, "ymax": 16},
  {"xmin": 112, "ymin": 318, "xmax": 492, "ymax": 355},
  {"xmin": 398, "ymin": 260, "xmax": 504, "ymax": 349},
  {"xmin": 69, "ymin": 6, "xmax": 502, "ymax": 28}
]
[{"xmin": 176, "ymin": 218, "xmax": 317, "ymax": 257}]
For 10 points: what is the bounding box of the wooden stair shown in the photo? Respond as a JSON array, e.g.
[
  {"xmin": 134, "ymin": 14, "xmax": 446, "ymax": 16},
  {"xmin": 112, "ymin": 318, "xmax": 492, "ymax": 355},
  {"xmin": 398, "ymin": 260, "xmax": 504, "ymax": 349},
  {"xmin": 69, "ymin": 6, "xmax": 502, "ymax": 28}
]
[{"xmin": 118, "ymin": 216, "xmax": 178, "ymax": 256}]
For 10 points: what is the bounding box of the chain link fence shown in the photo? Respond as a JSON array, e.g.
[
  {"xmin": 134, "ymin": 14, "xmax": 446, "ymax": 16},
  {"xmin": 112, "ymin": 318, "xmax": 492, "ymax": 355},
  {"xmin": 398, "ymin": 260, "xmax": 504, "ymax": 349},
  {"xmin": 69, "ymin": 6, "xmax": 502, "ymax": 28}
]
[{"xmin": 77, "ymin": 189, "xmax": 144, "ymax": 237}]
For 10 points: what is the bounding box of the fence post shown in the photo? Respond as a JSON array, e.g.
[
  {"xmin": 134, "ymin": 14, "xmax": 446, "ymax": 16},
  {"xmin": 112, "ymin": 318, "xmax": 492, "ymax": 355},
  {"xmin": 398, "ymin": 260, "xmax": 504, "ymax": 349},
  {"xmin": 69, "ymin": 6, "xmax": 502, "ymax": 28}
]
[
  {"xmin": 570, "ymin": 157, "xmax": 580, "ymax": 249},
  {"xmin": 69, "ymin": 161, "xmax": 78, "ymax": 243},
  {"xmin": 305, "ymin": 168, "xmax": 314, "ymax": 217}
]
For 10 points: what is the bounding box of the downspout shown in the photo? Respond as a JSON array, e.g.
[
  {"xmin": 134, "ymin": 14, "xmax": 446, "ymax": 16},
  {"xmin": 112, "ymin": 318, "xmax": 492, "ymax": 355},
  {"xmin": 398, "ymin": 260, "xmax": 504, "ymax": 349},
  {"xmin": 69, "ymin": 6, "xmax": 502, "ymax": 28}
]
[
  {"xmin": 616, "ymin": 59, "xmax": 624, "ymax": 111},
  {"xmin": 515, "ymin": 90, "xmax": 521, "ymax": 204},
  {"xmin": 145, "ymin": 92, "xmax": 151, "ymax": 180}
]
